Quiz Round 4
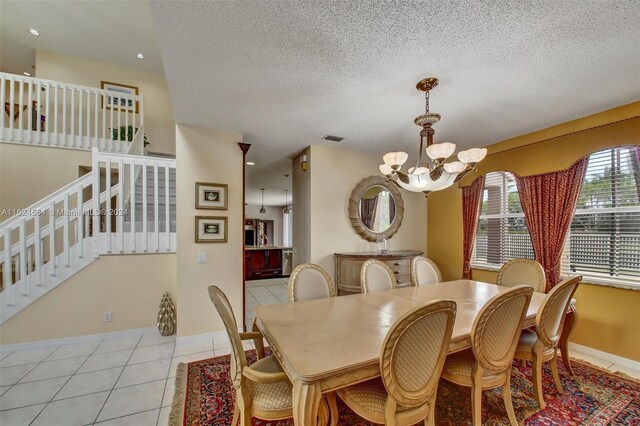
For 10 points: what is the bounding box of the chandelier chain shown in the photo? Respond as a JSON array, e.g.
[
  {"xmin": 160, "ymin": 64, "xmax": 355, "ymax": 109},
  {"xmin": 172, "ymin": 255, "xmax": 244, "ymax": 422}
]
[{"xmin": 425, "ymin": 91, "xmax": 430, "ymax": 113}]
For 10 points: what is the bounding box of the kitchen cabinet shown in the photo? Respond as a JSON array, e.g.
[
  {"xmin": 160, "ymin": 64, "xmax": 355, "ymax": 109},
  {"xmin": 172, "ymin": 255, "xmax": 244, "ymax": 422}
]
[{"xmin": 245, "ymin": 248, "xmax": 283, "ymax": 280}]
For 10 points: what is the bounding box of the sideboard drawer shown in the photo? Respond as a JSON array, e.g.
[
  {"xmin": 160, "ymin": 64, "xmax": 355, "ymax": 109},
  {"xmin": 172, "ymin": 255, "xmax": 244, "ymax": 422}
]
[
  {"xmin": 388, "ymin": 266, "xmax": 410, "ymax": 277},
  {"xmin": 384, "ymin": 258, "xmax": 411, "ymax": 269}
]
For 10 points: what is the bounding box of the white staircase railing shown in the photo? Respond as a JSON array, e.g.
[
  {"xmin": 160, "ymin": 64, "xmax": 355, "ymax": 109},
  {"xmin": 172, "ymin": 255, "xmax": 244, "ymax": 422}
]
[
  {"xmin": 0, "ymin": 149, "xmax": 175, "ymax": 323},
  {"xmin": 1, "ymin": 72, "xmax": 144, "ymax": 153}
]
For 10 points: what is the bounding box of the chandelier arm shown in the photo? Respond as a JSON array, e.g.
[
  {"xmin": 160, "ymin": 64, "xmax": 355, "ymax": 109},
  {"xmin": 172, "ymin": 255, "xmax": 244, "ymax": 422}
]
[{"xmin": 414, "ymin": 134, "xmax": 425, "ymax": 172}]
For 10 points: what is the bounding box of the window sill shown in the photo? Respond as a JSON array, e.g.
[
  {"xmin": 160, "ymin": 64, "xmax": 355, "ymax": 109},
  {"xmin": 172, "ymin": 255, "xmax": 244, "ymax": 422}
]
[
  {"xmin": 470, "ymin": 263, "xmax": 502, "ymax": 272},
  {"xmin": 472, "ymin": 265, "xmax": 640, "ymax": 291},
  {"xmin": 561, "ymin": 275, "xmax": 640, "ymax": 292}
]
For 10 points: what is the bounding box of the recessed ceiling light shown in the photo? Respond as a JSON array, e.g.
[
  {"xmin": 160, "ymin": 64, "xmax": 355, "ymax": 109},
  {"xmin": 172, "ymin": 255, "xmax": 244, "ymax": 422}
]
[
  {"xmin": 136, "ymin": 53, "xmax": 145, "ymax": 59},
  {"xmin": 246, "ymin": 161, "xmax": 255, "ymax": 166},
  {"xmin": 23, "ymin": 71, "xmax": 32, "ymax": 77},
  {"xmin": 28, "ymin": 28, "xmax": 40, "ymax": 36}
]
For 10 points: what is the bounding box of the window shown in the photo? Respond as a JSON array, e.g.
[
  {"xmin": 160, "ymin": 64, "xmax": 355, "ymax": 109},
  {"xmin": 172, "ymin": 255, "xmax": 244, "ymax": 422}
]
[
  {"xmin": 472, "ymin": 171, "xmax": 535, "ymax": 268},
  {"xmin": 372, "ymin": 191, "xmax": 391, "ymax": 233},
  {"xmin": 562, "ymin": 146, "xmax": 640, "ymax": 285}
]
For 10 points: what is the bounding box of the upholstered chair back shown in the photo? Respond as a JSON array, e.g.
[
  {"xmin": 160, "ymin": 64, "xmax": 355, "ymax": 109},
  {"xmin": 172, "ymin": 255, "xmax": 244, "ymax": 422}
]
[
  {"xmin": 208, "ymin": 286, "xmax": 246, "ymax": 388},
  {"xmin": 361, "ymin": 259, "xmax": 398, "ymax": 293},
  {"xmin": 410, "ymin": 256, "xmax": 442, "ymax": 286},
  {"xmin": 288, "ymin": 264, "xmax": 336, "ymax": 302},
  {"xmin": 536, "ymin": 276, "xmax": 581, "ymax": 347},
  {"xmin": 497, "ymin": 259, "xmax": 546, "ymax": 293},
  {"xmin": 381, "ymin": 300, "xmax": 456, "ymax": 408},
  {"xmin": 471, "ymin": 286, "xmax": 533, "ymax": 373}
]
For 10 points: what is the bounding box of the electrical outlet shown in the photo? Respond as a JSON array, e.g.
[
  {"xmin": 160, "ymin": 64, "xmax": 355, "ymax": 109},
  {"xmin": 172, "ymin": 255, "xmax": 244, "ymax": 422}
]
[
  {"xmin": 198, "ymin": 252, "xmax": 206, "ymax": 264},
  {"xmin": 103, "ymin": 311, "xmax": 112, "ymax": 322}
]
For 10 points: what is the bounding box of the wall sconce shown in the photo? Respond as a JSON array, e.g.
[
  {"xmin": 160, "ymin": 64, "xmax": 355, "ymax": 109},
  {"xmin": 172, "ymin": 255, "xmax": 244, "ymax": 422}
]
[{"xmin": 300, "ymin": 154, "xmax": 308, "ymax": 172}]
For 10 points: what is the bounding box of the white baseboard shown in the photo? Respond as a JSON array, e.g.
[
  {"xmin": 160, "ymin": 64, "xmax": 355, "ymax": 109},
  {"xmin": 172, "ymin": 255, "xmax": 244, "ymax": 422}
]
[
  {"xmin": 569, "ymin": 342, "xmax": 640, "ymax": 371},
  {"xmin": 175, "ymin": 330, "xmax": 229, "ymax": 346},
  {"xmin": 0, "ymin": 326, "xmax": 158, "ymax": 353}
]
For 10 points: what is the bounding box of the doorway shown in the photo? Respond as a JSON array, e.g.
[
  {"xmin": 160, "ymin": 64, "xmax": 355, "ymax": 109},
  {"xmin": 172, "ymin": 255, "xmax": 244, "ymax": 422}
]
[{"xmin": 242, "ymin": 159, "xmax": 293, "ymax": 329}]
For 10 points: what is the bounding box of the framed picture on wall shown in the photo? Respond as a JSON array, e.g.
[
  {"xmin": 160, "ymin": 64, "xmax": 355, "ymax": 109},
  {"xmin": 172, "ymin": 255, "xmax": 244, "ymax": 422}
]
[
  {"xmin": 195, "ymin": 216, "xmax": 228, "ymax": 243},
  {"xmin": 101, "ymin": 81, "xmax": 139, "ymax": 113},
  {"xmin": 195, "ymin": 182, "xmax": 228, "ymax": 210}
]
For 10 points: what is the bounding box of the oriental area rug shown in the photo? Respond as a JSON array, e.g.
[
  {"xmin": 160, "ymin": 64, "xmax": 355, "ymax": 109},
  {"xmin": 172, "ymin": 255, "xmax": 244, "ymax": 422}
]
[{"xmin": 170, "ymin": 350, "xmax": 639, "ymax": 425}]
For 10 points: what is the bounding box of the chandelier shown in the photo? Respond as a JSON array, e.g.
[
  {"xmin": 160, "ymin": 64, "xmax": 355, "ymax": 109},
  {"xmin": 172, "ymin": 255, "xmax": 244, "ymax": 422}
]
[{"xmin": 379, "ymin": 77, "xmax": 487, "ymax": 195}]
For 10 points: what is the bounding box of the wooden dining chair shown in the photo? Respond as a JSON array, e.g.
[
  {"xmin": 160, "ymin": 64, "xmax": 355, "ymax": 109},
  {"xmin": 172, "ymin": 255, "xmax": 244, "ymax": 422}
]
[
  {"xmin": 441, "ymin": 285, "xmax": 533, "ymax": 426},
  {"xmin": 361, "ymin": 259, "xmax": 398, "ymax": 293},
  {"xmin": 497, "ymin": 258, "xmax": 546, "ymax": 293},
  {"xmin": 208, "ymin": 285, "xmax": 293, "ymax": 425},
  {"xmin": 329, "ymin": 300, "xmax": 457, "ymax": 426},
  {"xmin": 514, "ymin": 276, "xmax": 582, "ymax": 409},
  {"xmin": 288, "ymin": 263, "xmax": 336, "ymax": 302},
  {"xmin": 410, "ymin": 256, "xmax": 442, "ymax": 286}
]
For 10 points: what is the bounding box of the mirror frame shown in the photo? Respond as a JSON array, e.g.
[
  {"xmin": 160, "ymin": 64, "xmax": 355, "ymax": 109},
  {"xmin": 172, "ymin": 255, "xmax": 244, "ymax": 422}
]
[{"xmin": 349, "ymin": 176, "xmax": 404, "ymax": 242}]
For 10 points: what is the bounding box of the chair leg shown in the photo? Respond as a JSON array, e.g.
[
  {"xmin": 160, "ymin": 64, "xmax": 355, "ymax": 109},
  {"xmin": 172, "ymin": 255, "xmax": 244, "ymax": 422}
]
[
  {"xmin": 318, "ymin": 397, "xmax": 329, "ymax": 425},
  {"xmin": 231, "ymin": 405, "xmax": 239, "ymax": 426},
  {"xmin": 531, "ymin": 351, "xmax": 546, "ymax": 410},
  {"xmin": 424, "ymin": 394, "xmax": 436, "ymax": 426},
  {"xmin": 550, "ymin": 352, "xmax": 564, "ymax": 394},
  {"xmin": 237, "ymin": 393, "xmax": 252, "ymax": 426},
  {"xmin": 326, "ymin": 392, "xmax": 339, "ymax": 426},
  {"xmin": 502, "ymin": 371, "xmax": 518, "ymax": 426},
  {"xmin": 251, "ymin": 318, "xmax": 265, "ymax": 360},
  {"xmin": 560, "ymin": 306, "xmax": 578, "ymax": 376},
  {"xmin": 471, "ymin": 382, "xmax": 483, "ymax": 426}
]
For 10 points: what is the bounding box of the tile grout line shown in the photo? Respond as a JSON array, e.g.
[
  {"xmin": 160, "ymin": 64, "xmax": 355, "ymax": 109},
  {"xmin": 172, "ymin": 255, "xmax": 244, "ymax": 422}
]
[
  {"xmin": 93, "ymin": 407, "xmax": 159, "ymax": 425},
  {"xmin": 0, "ymin": 345, "xmax": 63, "ymax": 412},
  {"xmin": 28, "ymin": 339, "xmax": 105, "ymax": 426},
  {"xmin": 90, "ymin": 334, "xmax": 144, "ymax": 425},
  {"xmin": 1, "ymin": 336, "xmax": 176, "ymax": 364},
  {"xmin": 155, "ymin": 336, "xmax": 178, "ymax": 426}
]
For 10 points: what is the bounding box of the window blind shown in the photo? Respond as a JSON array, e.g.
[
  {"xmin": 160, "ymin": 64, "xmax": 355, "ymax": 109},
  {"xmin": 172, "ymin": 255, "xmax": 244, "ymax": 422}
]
[
  {"xmin": 472, "ymin": 171, "xmax": 534, "ymax": 267},
  {"xmin": 561, "ymin": 146, "xmax": 640, "ymax": 286}
]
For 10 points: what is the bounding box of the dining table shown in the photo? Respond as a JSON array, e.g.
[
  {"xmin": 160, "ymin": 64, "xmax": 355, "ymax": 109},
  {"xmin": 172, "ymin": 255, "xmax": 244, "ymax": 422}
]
[{"xmin": 254, "ymin": 279, "xmax": 546, "ymax": 425}]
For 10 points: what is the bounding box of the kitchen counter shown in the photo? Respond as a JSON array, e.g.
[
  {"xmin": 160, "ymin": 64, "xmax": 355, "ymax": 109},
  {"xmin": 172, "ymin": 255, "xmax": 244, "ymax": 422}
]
[{"xmin": 245, "ymin": 246, "xmax": 292, "ymax": 251}]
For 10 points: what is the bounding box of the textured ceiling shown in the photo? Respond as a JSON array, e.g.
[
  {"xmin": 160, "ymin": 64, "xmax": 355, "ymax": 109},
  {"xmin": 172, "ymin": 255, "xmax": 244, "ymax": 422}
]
[
  {"xmin": 1, "ymin": 0, "xmax": 164, "ymax": 75},
  {"xmin": 151, "ymin": 1, "xmax": 640, "ymax": 205}
]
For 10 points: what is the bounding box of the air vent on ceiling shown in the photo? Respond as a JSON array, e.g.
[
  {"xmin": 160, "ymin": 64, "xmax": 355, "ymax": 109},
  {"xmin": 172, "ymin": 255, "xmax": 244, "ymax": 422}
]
[{"xmin": 322, "ymin": 134, "xmax": 344, "ymax": 142}]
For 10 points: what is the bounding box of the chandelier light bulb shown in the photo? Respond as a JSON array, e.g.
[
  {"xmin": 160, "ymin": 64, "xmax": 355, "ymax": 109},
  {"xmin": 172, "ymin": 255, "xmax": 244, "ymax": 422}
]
[
  {"xmin": 426, "ymin": 142, "xmax": 456, "ymax": 160},
  {"xmin": 382, "ymin": 151, "xmax": 409, "ymax": 167},
  {"xmin": 458, "ymin": 147, "xmax": 488, "ymax": 164},
  {"xmin": 443, "ymin": 161, "xmax": 466, "ymax": 173},
  {"xmin": 379, "ymin": 164, "xmax": 394, "ymax": 175}
]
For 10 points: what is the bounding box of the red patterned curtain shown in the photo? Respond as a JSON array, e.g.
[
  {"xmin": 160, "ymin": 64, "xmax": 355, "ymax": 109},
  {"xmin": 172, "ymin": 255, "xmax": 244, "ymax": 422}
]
[
  {"xmin": 462, "ymin": 175, "xmax": 485, "ymax": 279},
  {"xmin": 515, "ymin": 158, "xmax": 588, "ymax": 291}
]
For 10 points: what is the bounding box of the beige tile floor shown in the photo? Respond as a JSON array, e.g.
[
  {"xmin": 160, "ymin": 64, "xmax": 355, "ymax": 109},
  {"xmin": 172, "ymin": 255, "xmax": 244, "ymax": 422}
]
[
  {"xmin": 244, "ymin": 278, "xmax": 288, "ymax": 330},
  {"xmin": 0, "ymin": 331, "xmax": 253, "ymax": 426},
  {"xmin": 1, "ymin": 319, "xmax": 638, "ymax": 425}
]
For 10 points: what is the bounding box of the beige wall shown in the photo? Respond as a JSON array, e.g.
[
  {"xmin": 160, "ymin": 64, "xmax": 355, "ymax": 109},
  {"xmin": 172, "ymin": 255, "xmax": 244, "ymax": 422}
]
[
  {"xmin": 36, "ymin": 50, "xmax": 175, "ymax": 155},
  {"xmin": 292, "ymin": 148, "xmax": 311, "ymax": 266},
  {"xmin": 301, "ymin": 145, "xmax": 428, "ymax": 281},
  {"xmin": 245, "ymin": 204, "xmax": 283, "ymax": 247},
  {"xmin": 175, "ymin": 124, "xmax": 244, "ymax": 337},
  {"xmin": 0, "ymin": 143, "xmax": 91, "ymax": 222},
  {"xmin": 427, "ymin": 102, "xmax": 640, "ymax": 361},
  {"xmin": 0, "ymin": 253, "xmax": 176, "ymax": 344}
]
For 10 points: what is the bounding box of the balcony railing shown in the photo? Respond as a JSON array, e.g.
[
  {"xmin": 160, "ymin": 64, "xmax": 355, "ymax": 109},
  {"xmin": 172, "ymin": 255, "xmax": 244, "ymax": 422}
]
[{"xmin": 1, "ymin": 72, "xmax": 144, "ymax": 153}]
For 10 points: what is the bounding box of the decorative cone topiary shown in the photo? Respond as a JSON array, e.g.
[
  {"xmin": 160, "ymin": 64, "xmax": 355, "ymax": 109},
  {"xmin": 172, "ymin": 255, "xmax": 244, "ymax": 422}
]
[{"xmin": 157, "ymin": 292, "xmax": 176, "ymax": 336}]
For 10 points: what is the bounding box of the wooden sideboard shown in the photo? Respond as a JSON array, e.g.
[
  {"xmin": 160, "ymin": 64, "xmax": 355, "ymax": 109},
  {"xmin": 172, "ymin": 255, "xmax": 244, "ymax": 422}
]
[{"xmin": 334, "ymin": 250, "xmax": 424, "ymax": 294}]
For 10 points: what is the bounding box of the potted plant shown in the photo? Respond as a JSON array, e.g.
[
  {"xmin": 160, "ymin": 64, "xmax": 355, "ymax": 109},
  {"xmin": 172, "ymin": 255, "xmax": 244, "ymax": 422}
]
[{"xmin": 111, "ymin": 125, "xmax": 149, "ymax": 147}]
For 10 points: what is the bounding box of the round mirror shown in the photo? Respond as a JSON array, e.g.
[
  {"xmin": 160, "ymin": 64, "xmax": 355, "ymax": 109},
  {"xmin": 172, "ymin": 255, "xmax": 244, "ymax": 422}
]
[
  {"xmin": 359, "ymin": 185, "xmax": 396, "ymax": 233},
  {"xmin": 349, "ymin": 176, "xmax": 404, "ymax": 242}
]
